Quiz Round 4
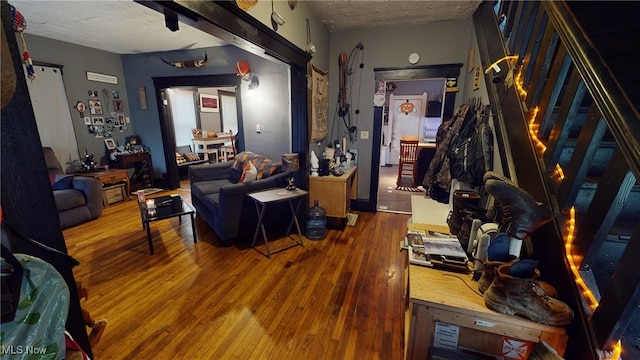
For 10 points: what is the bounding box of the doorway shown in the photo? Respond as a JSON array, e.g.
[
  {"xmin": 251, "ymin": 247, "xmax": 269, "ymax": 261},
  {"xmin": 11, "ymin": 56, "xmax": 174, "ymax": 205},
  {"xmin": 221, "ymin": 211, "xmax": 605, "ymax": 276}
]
[
  {"xmin": 26, "ymin": 63, "xmax": 80, "ymax": 168},
  {"xmin": 153, "ymin": 74, "xmax": 243, "ymax": 190},
  {"xmin": 377, "ymin": 80, "xmax": 445, "ymax": 214},
  {"xmin": 218, "ymin": 90, "xmax": 238, "ymax": 135},
  {"xmin": 370, "ymin": 64, "xmax": 463, "ymax": 214}
]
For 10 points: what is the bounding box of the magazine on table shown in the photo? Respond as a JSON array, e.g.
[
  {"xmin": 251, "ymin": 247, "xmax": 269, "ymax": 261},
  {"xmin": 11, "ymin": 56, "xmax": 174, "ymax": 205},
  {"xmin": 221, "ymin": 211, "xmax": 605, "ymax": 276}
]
[
  {"xmin": 407, "ymin": 235, "xmax": 470, "ymax": 272},
  {"xmin": 408, "ymin": 245, "xmax": 432, "ymax": 267},
  {"xmin": 421, "ymin": 236, "xmax": 468, "ymax": 263},
  {"xmin": 401, "ymin": 229, "xmax": 426, "ymax": 250},
  {"xmin": 405, "ymin": 230, "xmax": 426, "ymax": 248}
]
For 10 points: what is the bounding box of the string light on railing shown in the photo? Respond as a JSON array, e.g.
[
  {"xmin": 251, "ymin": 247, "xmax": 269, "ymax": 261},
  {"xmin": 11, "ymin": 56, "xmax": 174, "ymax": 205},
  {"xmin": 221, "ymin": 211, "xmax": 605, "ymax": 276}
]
[
  {"xmin": 515, "ymin": 66, "xmax": 528, "ymax": 98},
  {"xmin": 528, "ymin": 106, "xmax": 547, "ymax": 153},
  {"xmin": 564, "ymin": 207, "xmax": 599, "ymax": 312},
  {"xmin": 564, "ymin": 207, "xmax": 623, "ymax": 360},
  {"xmin": 554, "ymin": 164, "xmax": 565, "ymax": 181},
  {"xmin": 612, "ymin": 340, "xmax": 622, "ymax": 360},
  {"xmin": 522, "ymin": 55, "xmax": 623, "ymax": 360}
]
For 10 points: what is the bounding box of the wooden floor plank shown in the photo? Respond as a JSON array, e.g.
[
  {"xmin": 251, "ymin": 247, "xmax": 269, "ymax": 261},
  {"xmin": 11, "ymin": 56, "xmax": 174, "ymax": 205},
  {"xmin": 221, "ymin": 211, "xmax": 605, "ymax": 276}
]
[{"xmin": 62, "ymin": 184, "xmax": 411, "ymax": 359}]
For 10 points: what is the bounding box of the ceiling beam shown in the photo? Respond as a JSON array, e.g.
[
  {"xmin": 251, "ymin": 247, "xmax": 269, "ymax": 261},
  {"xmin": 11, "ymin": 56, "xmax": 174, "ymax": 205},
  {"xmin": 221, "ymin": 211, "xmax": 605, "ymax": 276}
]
[{"xmin": 137, "ymin": 0, "xmax": 311, "ymax": 68}]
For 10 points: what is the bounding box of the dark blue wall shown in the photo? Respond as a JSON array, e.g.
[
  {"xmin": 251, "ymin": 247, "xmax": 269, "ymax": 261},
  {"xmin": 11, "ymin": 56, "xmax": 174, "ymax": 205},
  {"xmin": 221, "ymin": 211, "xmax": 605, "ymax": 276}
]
[{"xmin": 122, "ymin": 45, "xmax": 293, "ymax": 177}]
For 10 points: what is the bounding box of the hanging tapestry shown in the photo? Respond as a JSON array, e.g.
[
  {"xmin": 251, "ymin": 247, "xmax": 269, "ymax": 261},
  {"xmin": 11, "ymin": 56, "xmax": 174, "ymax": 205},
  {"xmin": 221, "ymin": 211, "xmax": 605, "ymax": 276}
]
[{"xmin": 309, "ymin": 63, "xmax": 329, "ymax": 143}]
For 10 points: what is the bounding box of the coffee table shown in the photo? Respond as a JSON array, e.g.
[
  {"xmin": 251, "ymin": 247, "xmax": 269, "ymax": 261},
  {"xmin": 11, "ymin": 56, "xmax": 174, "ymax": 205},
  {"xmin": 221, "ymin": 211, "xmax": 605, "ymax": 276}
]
[
  {"xmin": 248, "ymin": 188, "xmax": 308, "ymax": 258},
  {"xmin": 138, "ymin": 194, "xmax": 196, "ymax": 254}
]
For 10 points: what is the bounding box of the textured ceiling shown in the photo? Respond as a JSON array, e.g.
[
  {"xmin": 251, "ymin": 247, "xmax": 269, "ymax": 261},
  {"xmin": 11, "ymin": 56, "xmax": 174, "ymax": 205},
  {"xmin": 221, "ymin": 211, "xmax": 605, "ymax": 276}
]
[
  {"xmin": 10, "ymin": 0, "xmax": 482, "ymax": 54},
  {"xmin": 307, "ymin": 0, "xmax": 482, "ymax": 32},
  {"xmin": 10, "ymin": 0, "xmax": 226, "ymax": 54}
]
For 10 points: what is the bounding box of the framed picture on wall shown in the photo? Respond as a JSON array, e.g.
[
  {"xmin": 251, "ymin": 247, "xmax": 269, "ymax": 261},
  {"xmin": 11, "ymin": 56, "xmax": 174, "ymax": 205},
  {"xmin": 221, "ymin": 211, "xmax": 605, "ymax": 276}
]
[
  {"xmin": 113, "ymin": 99, "xmax": 124, "ymax": 112},
  {"xmin": 104, "ymin": 138, "xmax": 117, "ymax": 150},
  {"xmin": 199, "ymin": 93, "xmax": 219, "ymax": 112},
  {"xmin": 92, "ymin": 117, "xmax": 104, "ymax": 125},
  {"xmin": 117, "ymin": 113, "xmax": 125, "ymax": 126},
  {"xmin": 89, "ymin": 99, "xmax": 103, "ymax": 115}
]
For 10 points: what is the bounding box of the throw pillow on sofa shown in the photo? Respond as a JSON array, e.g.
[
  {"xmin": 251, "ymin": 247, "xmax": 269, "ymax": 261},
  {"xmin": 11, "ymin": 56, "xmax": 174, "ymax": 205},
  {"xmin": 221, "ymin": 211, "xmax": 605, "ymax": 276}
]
[
  {"xmin": 52, "ymin": 176, "xmax": 74, "ymax": 190},
  {"xmin": 255, "ymin": 160, "xmax": 282, "ymax": 180},
  {"xmin": 183, "ymin": 152, "xmax": 201, "ymax": 162},
  {"xmin": 239, "ymin": 161, "xmax": 258, "ymax": 183},
  {"xmin": 176, "ymin": 152, "xmax": 187, "ymax": 165},
  {"xmin": 229, "ymin": 151, "xmax": 258, "ymax": 183}
]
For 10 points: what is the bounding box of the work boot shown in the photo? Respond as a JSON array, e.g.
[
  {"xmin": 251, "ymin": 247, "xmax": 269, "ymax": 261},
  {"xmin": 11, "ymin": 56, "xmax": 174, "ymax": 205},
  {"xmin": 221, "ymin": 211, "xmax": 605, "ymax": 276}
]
[
  {"xmin": 484, "ymin": 263, "xmax": 573, "ymax": 326},
  {"xmin": 478, "ymin": 260, "xmax": 558, "ymax": 297},
  {"xmin": 483, "ymin": 171, "xmax": 514, "ymax": 184},
  {"xmin": 483, "ymin": 172, "xmax": 511, "ymax": 226},
  {"xmin": 477, "ymin": 234, "xmax": 558, "ymax": 297},
  {"xmin": 448, "ymin": 190, "xmax": 482, "ymax": 236},
  {"xmin": 485, "ymin": 179, "xmax": 555, "ymax": 240},
  {"xmin": 485, "ymin": 199, "xmax": 503, "ymax": 224}
]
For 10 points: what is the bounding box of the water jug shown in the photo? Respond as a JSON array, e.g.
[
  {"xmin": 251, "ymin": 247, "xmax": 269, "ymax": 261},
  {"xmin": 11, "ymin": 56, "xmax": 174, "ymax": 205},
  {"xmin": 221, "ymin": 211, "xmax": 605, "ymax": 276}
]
[{"xmin": 306, "ymin": 200, "xmax": 327, "ymax": 240}]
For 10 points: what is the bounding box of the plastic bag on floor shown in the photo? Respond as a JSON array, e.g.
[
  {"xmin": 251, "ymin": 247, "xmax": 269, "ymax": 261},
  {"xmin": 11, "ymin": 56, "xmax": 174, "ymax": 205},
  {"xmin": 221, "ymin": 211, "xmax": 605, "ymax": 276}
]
[{"xmin": 1, "ymin": 253, "xmax": 69, "ymax": 360}]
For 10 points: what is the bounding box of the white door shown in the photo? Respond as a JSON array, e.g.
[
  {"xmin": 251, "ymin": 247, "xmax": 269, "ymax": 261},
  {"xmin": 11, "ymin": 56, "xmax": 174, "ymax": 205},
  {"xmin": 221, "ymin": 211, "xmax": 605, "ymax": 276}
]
[
  {"xmin": 219, "ymin": 91, "xmax": 238, "ymax": 135},
  {"xmin": 25, "ymin": 65, "xmax": 80, "ymax": 168},
  {"xmin": 388, "ymin": 93, "xmax": 427, "ymax": 165}
]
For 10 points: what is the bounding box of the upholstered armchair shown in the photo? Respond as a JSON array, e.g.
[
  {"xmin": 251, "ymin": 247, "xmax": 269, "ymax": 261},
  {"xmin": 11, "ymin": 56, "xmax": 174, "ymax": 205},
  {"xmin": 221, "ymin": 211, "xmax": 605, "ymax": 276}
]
[{"xmin": 43, "ymin": 147, "xmax": 103, "ymax": 229}]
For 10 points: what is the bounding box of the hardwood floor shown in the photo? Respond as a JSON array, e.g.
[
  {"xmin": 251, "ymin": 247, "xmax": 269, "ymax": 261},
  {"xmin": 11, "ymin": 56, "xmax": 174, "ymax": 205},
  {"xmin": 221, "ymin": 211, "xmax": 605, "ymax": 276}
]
[
  {"xmin": 377, "ymin": 165, "xmax": 425, "ymax": 214},
  {"xmin": 63, "ymin": 185, "xmax": 411, "ymax": 359}
]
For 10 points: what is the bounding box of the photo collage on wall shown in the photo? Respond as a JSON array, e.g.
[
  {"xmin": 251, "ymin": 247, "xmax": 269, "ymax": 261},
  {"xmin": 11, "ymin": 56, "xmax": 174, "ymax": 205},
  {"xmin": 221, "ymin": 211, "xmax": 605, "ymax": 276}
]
[{"xmin": 77, "ymin": 89, "xmax": 129, "ymax": 139}]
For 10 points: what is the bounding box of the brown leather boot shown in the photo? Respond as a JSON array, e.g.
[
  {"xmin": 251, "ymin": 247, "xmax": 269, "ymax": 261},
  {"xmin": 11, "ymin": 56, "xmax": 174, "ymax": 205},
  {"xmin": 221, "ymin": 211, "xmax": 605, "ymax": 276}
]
[
  {"xmin": 478, "ymin": 258, "xmax": 558, "ymax": 298},
  {"xmin": 484, "ymin": 264, "xmax": 573, "ymax": 326},
  {"xmin": 485, "ymin": 179, "xmax": 555, "ymax": 240},
  {"xmin": 483, "ymin": 171, "xmax": 514, "ymax": 184}
]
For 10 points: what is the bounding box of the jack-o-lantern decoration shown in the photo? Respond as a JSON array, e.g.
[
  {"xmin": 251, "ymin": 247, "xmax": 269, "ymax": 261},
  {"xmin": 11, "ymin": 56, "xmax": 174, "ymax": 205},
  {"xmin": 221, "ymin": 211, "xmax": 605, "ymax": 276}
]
[{"xmin": 236, "ymin": 61, "xmax": 251, "ymax": 80}]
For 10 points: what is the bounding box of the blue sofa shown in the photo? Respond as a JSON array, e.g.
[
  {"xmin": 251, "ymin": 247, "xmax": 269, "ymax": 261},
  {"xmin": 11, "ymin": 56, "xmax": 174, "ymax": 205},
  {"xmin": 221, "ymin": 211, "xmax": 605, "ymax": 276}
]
[{"xmin": 189, "ymin": 151, "xmax": 291, "ymax": 245}]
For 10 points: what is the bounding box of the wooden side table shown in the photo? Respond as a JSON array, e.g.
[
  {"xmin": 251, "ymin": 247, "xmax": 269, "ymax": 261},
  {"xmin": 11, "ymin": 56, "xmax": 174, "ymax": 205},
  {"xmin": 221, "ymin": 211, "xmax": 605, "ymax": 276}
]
[
  {"xmin": 111, "ymin": 152, "xmax": 153, "ymax": 191},
  {"xmin": 82, "ymin": 168, "xmax": 131, "ymax": 206},
  {"xmin": 308, "ymin": 166, "xmax": 358, "ymax": 219}
]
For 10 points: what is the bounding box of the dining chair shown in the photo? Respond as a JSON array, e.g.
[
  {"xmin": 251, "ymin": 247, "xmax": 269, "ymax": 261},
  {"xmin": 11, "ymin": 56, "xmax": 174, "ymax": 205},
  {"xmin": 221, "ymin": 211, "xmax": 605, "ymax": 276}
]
[
  {"xmin": 219, "ymin": 131, "xmax": 237, "ymax": 162},
  {"xmin": 396, "ymin": 137, "xmax": 419, "ymax": 188}
]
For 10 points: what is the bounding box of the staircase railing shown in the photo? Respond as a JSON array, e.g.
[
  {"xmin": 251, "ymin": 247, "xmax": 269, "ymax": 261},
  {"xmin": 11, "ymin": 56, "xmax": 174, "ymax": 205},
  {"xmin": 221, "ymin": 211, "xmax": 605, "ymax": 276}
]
[{"xmin": 474, "ymin": 1, "xmax": 640, "ymax": 359}]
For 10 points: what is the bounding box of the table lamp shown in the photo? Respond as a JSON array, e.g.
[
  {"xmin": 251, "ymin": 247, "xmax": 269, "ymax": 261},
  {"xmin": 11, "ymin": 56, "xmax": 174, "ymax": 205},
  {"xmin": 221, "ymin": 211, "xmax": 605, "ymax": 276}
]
[{"xmin": 282, "ymin": 153, "xmax": 300, "ymax": 191}]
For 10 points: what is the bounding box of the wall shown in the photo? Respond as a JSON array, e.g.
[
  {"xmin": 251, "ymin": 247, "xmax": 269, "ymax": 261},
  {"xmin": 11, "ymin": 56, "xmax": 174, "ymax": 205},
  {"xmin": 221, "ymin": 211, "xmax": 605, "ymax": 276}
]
[
  {"xmin": 19, "ymin": 2, "xmax": 332, "ymax": 179},
  {"xmin": 198, "ymin": 87, "xmax": 223, "ymax": 132},
  {"xmin": 242, "ymin": 1, "xmax": 331, "ymax": 70},
  {"xmin": 121, "ymin": 45, "xmax": 292, "ymax": 173},
  {"xmin": 324, "ymin": 20, "xmax": 476, "ymax": 200},
  {"xmin": 20, "ymin": 34, "xmax": 134, "ymax": 166},
  {"xmin": 21, "ymin": 36, "xmax": 311, "ymax": 180}
]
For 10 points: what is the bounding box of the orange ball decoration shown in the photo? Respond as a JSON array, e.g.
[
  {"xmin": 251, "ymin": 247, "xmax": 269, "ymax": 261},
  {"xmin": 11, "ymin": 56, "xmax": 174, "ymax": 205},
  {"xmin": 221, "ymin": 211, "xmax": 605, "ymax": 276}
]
[{"xmin": 236, "ymin": 61, "xmax": 251, "ymax": 80}]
